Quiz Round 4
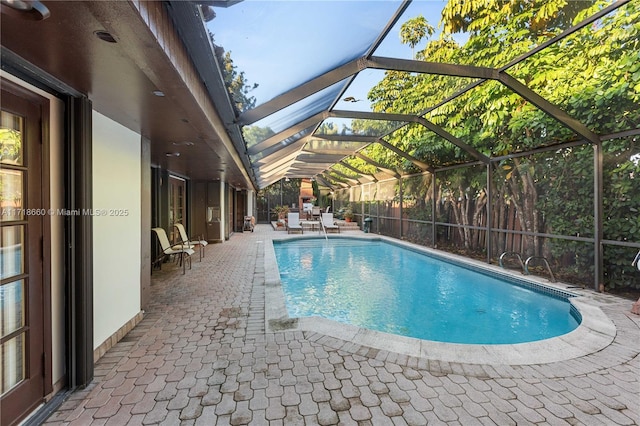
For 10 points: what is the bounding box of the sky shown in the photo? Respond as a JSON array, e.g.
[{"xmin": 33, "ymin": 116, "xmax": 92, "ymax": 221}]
[{"xmin": 207, "ymin": 0, "xmax": 456, "ymax": 110}]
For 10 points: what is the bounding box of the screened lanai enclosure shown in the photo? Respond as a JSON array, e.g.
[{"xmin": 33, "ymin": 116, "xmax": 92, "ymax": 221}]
[{"xmin": 206, "ymin": 0, "xmax": 639, "ymax": 294}]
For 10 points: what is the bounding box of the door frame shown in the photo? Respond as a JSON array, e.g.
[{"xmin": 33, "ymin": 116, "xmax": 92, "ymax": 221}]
[
  {"xmin": 0, "ymin": 66, "xmax": 95, "ymax": 424},
  {"xmin": 0, "ymin": 77, "xmax": 52, "ymax": 426}
]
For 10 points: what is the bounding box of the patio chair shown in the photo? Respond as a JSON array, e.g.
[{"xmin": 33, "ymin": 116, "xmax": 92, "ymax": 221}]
[
  {"xmin": 287, "ymin": 212, "xmax": 303, "ymax": 234},
  {"xmin": 152, "ymin": 227, "xmax": 195, "ymax": 274},
  {"xmin": 321, "ymin": 212, "xmax": 340, "ymax": 233},
  {"xmin": 311, "ymin": 206, "xmax": 321, "ymax": 219},
  {"xmin": 175, "ymin": 223, "xmax": 208, "ymax": 261}
]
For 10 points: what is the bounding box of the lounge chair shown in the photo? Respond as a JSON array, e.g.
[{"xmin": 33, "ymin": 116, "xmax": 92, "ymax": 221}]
[
  {"xmin": 175, "ymin": 223, "xmax": 208, "ymax": 261},
  {"xmin": 321, "ymin": 212, "xmax": 340, "ymax": 233},
  {"xmin": 152, "ymin": 227, "xmax": 195, "ymax": 274},
  {"xmin": 287, "ymin": 212, "xmax": 303, "ymax": 234}
]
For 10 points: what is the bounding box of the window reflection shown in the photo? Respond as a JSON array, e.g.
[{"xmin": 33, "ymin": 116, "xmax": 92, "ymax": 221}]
[
  {"xmin": 0, "ymin": 169, "xmax": 23, "ymax": 221},
  {"xmin": 0, "ymin": 111, "xmax": 24, "ymax": 166}
]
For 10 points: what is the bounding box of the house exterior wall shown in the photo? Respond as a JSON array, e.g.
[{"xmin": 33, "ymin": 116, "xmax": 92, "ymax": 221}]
[{"xmin": 92, "ymin": 111, "xmax": 142, "ymax": 350}]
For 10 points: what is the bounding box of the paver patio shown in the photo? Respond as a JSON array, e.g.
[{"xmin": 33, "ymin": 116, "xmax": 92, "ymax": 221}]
[{"xmin": 44, "ymin": 225, "xmax": 639, "ymax": 425}]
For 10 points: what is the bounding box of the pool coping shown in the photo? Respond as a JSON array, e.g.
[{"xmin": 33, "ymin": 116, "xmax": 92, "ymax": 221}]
[{"xmin": 264, "ymin": 234, "xmax": 617, "ymax": 365}]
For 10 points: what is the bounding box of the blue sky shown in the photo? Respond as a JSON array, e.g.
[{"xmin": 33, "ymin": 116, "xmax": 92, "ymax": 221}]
[{"xmin": 208, "ymin": 0, "xmax": 455, "ymax": 109}]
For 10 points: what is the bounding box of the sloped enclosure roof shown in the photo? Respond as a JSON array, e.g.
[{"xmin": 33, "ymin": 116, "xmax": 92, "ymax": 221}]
[{"xmin": 179, "ymin": 0, "xmax": 637, "ymax": 190}]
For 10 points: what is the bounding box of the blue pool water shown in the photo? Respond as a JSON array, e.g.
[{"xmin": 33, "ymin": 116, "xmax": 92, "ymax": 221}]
[{"xmin": 274, "ymin": 238, "xmax": 580, "ymax": 344}]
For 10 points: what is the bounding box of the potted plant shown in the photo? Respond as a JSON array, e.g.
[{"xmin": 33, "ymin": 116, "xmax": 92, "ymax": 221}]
[
  {"xmin": 343, "ymin": 207, "xmax": 354, "ymax": 223},
  {"xmin": 271, "ymin": 205, "xmax": 290, "ymax": 227}
]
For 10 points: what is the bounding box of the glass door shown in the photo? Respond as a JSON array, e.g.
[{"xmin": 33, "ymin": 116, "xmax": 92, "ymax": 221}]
[
  {"xmin": 168, "ymin": 175, "xmax": 186, "ymax": 243},
  {"xmin": 1, "ymin": 83, "xmax": 45, "ymax": 426}
]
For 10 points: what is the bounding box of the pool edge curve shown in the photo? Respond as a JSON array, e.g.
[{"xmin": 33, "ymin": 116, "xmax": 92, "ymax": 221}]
[{"xmin": 265, "ymin": 234, "xmax": 616, "ymax": 366}]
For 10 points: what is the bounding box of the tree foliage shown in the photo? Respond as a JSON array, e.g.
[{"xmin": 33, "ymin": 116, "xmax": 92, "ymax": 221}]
[
  {"xmin": 210, "ymin": 31, "xmax": 258, "ymax": 113},
  {"xmin": 221, "ymin": 51, "xmax": 259, "ymax": 113},
  {"xmin": 340, "ymin": 0, "xmax": 640, "ymax": 290}
]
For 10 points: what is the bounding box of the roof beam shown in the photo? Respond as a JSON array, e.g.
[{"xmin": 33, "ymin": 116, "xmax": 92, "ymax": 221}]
[
  {"xmin": 329, "ymin": 168, "xmax": 361, "ymax": 185},
  {"xmin": 257, "ymin": 172, "xmax": 287, "ymax": 188},
  {"xmin": 414, "ymin": 117, "xmax": 490, "ymax": 163},
  {"xmin": 338, "ymin": 161, "xmax": 377, "ymax": 182},
  {"xmin": 377, "ymin": 139, "xmax": 432, "ymax": 172},
  {"xmin": 314, "ymin": 175, "xmax": 336, "ymax": 191},
  {"xmin": 354, "ymin": 152, "xmax": 401, "ymax": 179},
  {"xmin": 237, "ymin": 57, "xmax": 367, "ymax": 125},
  {"xmin": 412, "ymin": 0, "xmax": 625, "ymax": 134},
  {"xmin": 314, "ymin": 134, "xmax": 378, "ymax": 143},
  {"xmin": 255, "ymin": 152, "xmax": 299, "ymax": 174},
  {"xmin": 365, "ymin": 0, "xmax": 412, "ymax": 58},
  {"xmin": 303, "ymin": 149, "xmax": 359, "ymax": 156},
  {"xmin": 497, "ymin": 72, "xmax": 600, "ymax": 145},
  {"xmin": 238, "ymin": 56, "xmax": 494, "ymax": 127},
  {"xmin": 330, "ymin": 167, "xmax": 360, "ymax": 183},
  {"xmin": 295, "ymin": 154, "xmax": 347, "ymax": 163},
  {"xmin": 257, "ymin": 160, "xmax": 297, "ymax": 179},
  {"xmin": 329, "ymin": 110, "xmax": 416, "ymax": 123},
  {"xmin": 320, "ymin": 172, "xmax": 350, "ymax": 188},
  {"xmin": 253, "ymin": 138, "xmax": 307, "ymax": 165},
  {"xmin": 247, "ymin": 111, "xmax": 326, "ymax": 155},
  {"xmin": 500, "ymin": 0, "xmax": 630, "ymax": 72},
  {"xmin": 367, "ymin": 56, "xmax": 496, "ymax": 79}
]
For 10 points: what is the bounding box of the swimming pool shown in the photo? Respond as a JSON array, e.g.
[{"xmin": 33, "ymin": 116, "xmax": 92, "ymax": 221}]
[{"xmin": 274, "ymin": 237, "xmax": 580, "ymax": 345}]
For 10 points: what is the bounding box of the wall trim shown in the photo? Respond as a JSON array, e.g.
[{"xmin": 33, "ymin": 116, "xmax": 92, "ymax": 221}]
[{"xmin": 93, "ymin": 311, "xmax": 144, "ymax": 362}]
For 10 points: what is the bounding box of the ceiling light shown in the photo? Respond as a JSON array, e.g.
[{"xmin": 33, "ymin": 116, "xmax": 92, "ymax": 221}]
[
  {"xmin": 172, "ymin": 141, "xmax": 195, "ymax": 147},
  {"xmin": 165, "ymin": 152, "xmax": 180, "ymax": 157},
  {"xmin": 1, "ymin": 0, "xmax": 50, "ymax": 19},
  {"xmin": 153, "ymin": 90, "xmax": 165, "ymax": 97}
]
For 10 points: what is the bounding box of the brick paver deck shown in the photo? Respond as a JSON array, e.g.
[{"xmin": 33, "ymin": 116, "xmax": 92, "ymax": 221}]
[{"xmin": 45, "ymin": 225, "xmax": 640, "ymax": 425}]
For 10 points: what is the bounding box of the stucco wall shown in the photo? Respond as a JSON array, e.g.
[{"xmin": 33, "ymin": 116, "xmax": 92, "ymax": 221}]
[{"xmin": 92, "ymin": 111, "xmax": 141, "ymax": 349}]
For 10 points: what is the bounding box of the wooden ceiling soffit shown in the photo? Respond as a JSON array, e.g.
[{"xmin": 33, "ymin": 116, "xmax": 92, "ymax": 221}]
[{"xmin": 132, "ymin": 1, "xmax": 254, "ymax": 187}]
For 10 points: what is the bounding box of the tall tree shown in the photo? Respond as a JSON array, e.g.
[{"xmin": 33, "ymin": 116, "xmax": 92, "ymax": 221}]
[
  {"xmin": 221, "ymin": 51, "xmax": 258, "ymax": 113},
  {"xmin": 347, "ymin": 0, "xmax": 640, "ymax": 288}
]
